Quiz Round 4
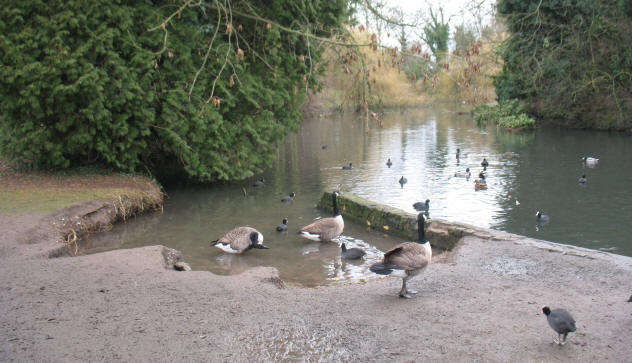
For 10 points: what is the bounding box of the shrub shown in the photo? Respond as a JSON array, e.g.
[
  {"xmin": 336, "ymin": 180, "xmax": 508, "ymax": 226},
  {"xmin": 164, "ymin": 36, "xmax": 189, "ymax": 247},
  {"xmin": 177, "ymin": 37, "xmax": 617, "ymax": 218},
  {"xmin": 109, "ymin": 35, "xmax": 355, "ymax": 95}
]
[
  {"xmin": 0, "ymin": 0, "xmax": 349, "ymax": 182},
  {"xmin": 474, "ymin": 99, "xmax": 535, "ymax": 130}
]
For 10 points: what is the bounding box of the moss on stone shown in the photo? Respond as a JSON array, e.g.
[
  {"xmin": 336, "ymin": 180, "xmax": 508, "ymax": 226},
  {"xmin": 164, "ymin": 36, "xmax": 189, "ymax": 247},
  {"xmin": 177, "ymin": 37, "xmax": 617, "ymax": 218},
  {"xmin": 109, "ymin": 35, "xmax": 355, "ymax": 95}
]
[{"xmin": 318, "ymin": 191, "xmax": 482, "ymax": 250}]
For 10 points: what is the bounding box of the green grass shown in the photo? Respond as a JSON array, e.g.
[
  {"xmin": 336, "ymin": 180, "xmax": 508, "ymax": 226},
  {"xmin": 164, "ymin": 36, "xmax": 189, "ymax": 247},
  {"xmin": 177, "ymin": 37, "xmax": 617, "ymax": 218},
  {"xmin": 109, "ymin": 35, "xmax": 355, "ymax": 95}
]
[{"xmin": 0, "ymin": 187, "xmax": 143, "ymax": 214}]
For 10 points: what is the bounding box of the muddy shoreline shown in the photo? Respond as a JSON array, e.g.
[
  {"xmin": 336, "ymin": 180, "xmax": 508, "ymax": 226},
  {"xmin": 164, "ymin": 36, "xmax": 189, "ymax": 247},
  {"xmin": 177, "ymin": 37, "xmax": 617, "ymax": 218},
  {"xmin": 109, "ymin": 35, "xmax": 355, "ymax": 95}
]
[{"xmin": 1, "ymin": 202, "xmax": 631, "ymax": 361}]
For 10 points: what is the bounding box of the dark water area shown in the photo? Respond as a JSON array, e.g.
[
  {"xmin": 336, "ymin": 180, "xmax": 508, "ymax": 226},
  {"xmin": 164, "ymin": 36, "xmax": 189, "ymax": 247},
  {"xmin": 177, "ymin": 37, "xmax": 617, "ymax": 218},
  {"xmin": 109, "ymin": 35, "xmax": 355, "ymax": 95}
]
[{"xmin": 82, "ymin": 106, "xmax": 632, "ymax": 285}]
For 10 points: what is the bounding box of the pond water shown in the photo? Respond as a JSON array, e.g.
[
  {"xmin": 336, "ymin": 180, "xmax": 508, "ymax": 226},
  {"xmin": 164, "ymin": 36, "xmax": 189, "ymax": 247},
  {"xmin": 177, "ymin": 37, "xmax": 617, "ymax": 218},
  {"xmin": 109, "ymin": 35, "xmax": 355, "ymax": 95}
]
[{"xmin": 81, "ymin": 106, "xmax": 632, "ymax": 285}]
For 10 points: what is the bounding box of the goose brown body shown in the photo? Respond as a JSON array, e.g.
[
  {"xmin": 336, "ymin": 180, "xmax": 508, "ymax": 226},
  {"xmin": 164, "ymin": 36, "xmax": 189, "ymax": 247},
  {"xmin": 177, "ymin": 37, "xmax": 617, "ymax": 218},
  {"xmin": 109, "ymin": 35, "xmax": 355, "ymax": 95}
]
[
  {"xmin": 370, "ymin": 213, "xmax": 431, "ymax": 298},
  {"xmin": 299, "ymin": 216, "xmax": 344, "ymax": 242},
  {"xmin": 211, "ymin": 227, "xmax": 267, "ymax": 254},
  {"xmin": 298, "ymin": 191, "xmax": 344, "ymax": 242}
]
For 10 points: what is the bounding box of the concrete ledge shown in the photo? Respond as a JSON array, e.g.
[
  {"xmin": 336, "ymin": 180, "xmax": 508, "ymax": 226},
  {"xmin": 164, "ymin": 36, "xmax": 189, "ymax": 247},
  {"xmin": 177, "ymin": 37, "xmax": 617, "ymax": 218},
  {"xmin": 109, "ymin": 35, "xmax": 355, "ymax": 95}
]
[
  {"xmin": 318, "ymin": 192, "xmax": 469, "ymax": 250},
  {"xmin": 318, "ymin": 191, "xmax": 632, "ymax": 266}
]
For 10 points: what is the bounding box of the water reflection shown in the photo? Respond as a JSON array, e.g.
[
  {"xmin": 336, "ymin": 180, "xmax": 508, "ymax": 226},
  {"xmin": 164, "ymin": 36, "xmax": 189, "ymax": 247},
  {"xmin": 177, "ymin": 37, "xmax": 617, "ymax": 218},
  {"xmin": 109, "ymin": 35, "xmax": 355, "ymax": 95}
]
[{"xmin": 82, "ymin": 106, "xmax": 632, "ymax": 285}]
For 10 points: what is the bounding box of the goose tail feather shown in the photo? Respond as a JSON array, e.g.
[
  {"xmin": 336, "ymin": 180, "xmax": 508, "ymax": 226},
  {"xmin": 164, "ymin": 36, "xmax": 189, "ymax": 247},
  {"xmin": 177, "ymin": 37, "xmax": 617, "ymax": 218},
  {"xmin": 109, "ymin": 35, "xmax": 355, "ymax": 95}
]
[{"xmin": 370, "ymin": 263, "xmax": 395, "ymax": 275}]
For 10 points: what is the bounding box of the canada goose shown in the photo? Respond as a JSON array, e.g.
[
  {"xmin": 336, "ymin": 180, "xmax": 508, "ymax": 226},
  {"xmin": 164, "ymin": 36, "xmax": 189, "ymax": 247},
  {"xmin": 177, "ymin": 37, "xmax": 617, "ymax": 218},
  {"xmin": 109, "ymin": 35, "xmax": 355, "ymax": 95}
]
[
  {"xmin": 342, "ymin": 162, "xmax": 353, "ymax": 170},
  {"xmin": 252, "ymin": 178, "xmax": 265, "ymax": 187},
  {"xmin": 298, "ymin": 191, "xmax": 344, "ymax": 242},
  {"xmin": 413, "ymin": 199, "xmax": 430, "ymax": 212},
  {"xmin": 276, "ymin": 218, "xmax": 288, "ymax": 232},
  {"xmin": 456, "ymin": 148, "xmax": 468, "ymax": 159},
  {"xmin": 578, "ymin": 175, "xmax": 587, "ymax": 184},
  {"xmin": 341, "ymin": 242, "xmax": 366, "ymax": 259},
  {"xmin": 386, "ymin": 158, "xmax": 392, "ymax": 168},
  {"xmin": 370, "ymin": 213, "xmax": 431, "ymax": 298},
  {"xmin": 582, "ymin": 156, "xmax": 599, "ymax": 165},
  {"xmin": 536, "ymin": 211, "xmax": 550, "ymax": 222},
  {"xmin": 542, "ymin": 306, "xmax": 576, "ymax": 345},
  {"xmin": 211, "ymin": 227, "xmax": 269, "ymax": 254},
  {"xmin": 481, "ymin": 158, "xmax": 489, "ymax": 168},
  {"xmin": 454, "ymin": 168, "xmax": 471, "ymax": 178},
  {"xmin": 399, "ymin": 176, "xmax": 407, "ymax": 187},
  {"xmin": 281, "ymin": 192, "xmax": 295, "ymax": 203}
]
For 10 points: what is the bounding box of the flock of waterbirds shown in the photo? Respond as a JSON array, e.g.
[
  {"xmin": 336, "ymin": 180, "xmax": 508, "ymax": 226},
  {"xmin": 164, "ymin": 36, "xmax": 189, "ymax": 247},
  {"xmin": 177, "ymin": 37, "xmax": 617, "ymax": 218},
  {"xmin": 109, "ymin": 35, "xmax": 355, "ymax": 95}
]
[{"xmin": 210, "ymin": 146, "xmax": 617, "ymax": 346}]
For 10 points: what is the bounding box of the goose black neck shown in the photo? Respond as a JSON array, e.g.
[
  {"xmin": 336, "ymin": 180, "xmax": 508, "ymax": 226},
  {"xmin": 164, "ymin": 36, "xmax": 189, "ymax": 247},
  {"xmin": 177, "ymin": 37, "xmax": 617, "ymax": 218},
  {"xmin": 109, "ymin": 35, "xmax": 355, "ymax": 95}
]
[
  {"xmin": 332, "ymin": 192, "xmax": 340, "ymax": 216},
  {"xmin": 418, "ymin": 215, "xmax": 426, "ymax": 243}
]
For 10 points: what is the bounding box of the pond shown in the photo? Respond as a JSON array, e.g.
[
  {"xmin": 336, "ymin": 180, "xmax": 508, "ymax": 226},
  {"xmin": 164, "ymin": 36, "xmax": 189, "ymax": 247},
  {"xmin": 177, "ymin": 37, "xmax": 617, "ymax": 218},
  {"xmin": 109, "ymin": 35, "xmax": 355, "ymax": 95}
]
[{"xmin": 81, "ymin": 106, "xmax": 632, "ymax": 285}]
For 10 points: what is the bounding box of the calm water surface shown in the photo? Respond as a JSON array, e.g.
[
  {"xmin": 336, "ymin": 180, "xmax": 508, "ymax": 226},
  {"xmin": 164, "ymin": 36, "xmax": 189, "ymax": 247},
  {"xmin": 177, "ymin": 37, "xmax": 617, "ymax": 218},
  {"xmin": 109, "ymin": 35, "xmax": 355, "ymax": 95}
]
[{"xmin": 83, "ymin": 107, "xmax": 632, "ymax": 285}]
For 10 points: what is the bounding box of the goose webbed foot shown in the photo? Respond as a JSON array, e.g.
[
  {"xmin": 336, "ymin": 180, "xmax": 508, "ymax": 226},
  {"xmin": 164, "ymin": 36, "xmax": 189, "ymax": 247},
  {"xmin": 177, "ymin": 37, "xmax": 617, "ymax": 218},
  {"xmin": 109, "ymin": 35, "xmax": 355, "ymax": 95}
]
[{"xmin": 398, "ymin": 279, "xmax": 413, "ymax": 298}]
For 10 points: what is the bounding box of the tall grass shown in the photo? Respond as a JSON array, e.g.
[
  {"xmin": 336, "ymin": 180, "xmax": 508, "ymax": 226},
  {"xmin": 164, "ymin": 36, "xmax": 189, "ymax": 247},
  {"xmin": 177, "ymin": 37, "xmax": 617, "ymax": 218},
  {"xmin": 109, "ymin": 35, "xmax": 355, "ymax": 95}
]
[
  {"xmin": 316, "ymin": 29, "xmax": 427, "ymax": 110},
  {"xmin": 314, "ymin": 27, "xmax": 506, "ymax": 111}
]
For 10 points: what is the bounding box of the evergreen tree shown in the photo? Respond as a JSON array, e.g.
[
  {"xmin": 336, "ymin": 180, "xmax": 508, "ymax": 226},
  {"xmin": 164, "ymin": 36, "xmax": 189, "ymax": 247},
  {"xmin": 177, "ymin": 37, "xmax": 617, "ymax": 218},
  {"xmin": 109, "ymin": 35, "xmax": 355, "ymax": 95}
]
[
  {"xmin": 496, "ymin": 0, "xmax": 632, "ymax": 129},
  {"xmin": 0, "ymin": 0, "xmax": 350, "ymax": 181}
]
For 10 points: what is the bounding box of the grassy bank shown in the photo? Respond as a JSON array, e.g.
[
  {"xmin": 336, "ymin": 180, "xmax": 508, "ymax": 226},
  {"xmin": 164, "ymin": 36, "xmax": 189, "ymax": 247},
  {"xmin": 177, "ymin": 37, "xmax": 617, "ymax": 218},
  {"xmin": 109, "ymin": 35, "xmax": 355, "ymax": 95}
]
[{"xmin": 0, "ymin": 168, "xmax": 163, "ymax": 215}]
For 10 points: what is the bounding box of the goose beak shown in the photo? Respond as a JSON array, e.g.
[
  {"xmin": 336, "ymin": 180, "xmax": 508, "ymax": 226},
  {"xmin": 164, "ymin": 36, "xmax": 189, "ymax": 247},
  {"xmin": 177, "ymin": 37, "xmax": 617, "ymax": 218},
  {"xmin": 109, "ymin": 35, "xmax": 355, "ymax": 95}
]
[{"xmin": 254, "ymin": 244, "xmax": 270, "ymax": 249}]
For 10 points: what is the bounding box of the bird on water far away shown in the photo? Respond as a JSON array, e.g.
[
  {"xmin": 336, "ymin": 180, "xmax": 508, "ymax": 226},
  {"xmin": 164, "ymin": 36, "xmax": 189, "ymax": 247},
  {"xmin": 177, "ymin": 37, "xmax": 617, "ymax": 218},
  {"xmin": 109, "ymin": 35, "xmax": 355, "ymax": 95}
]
[
  {"xmin": 276, "ymin": 218, "xmax": 288, "ymax": 232},
  {"xmin": 399, "ymin": 176, "xmax": 407, "ymax": 188},
  {"xmin": 536, "ymin": 211, "xmax": 550, "ymax": 223},
  {"xmin": 341, "ymin": 242, "xmax": 366, "ymax": 260},
  {"xmin": 252, "ymin": 177, "xmax": 265, "ymax": 187},
  {"xmin": 413, "ymin": 199, "xmax": 430, "ymax": 212},
  {"xmin": 582, "ymin": 156, "xmax": 599, "ymax": 165},
  {"xmin": 281, "ymin": 192, "xmax": 295, "ymax": 203}
]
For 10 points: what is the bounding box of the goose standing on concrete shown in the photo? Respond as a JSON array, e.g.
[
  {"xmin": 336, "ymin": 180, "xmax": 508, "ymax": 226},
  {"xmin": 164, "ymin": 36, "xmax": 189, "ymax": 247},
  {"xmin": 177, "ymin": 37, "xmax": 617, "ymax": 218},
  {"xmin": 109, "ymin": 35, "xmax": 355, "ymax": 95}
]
[
  {"xmin": 298, "ymin": 191, "xmax": 344, "ymax": 242},
  {"xmin": 276, "ymin": 218, "xmax": 288, "ymax": 232},
  {"xmin": 211, "ymin": 227, "xmax": 269, "ymax": 254},
  {"xmin": 370, "ymin": 213, "xmax": 432, "ymax": 298},
  {"xmin": 542, "ymin": 306, "xmax": 576, "ymax": 345},
  {"xmin": 341, "ymin": 243, "xmax": 366, "ymax": 260},
  {"xmin": 281, "ymin": 192, "xmax": 295, "ymax": 203}
]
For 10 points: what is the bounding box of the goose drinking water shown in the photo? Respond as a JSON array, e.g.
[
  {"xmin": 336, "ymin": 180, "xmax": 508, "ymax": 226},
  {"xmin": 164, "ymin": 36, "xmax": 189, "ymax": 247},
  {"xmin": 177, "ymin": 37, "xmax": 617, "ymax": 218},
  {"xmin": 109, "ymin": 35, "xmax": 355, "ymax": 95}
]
[{"xmin": 211, "ymin": 227, "xmax": 269, "ymax": 254}]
